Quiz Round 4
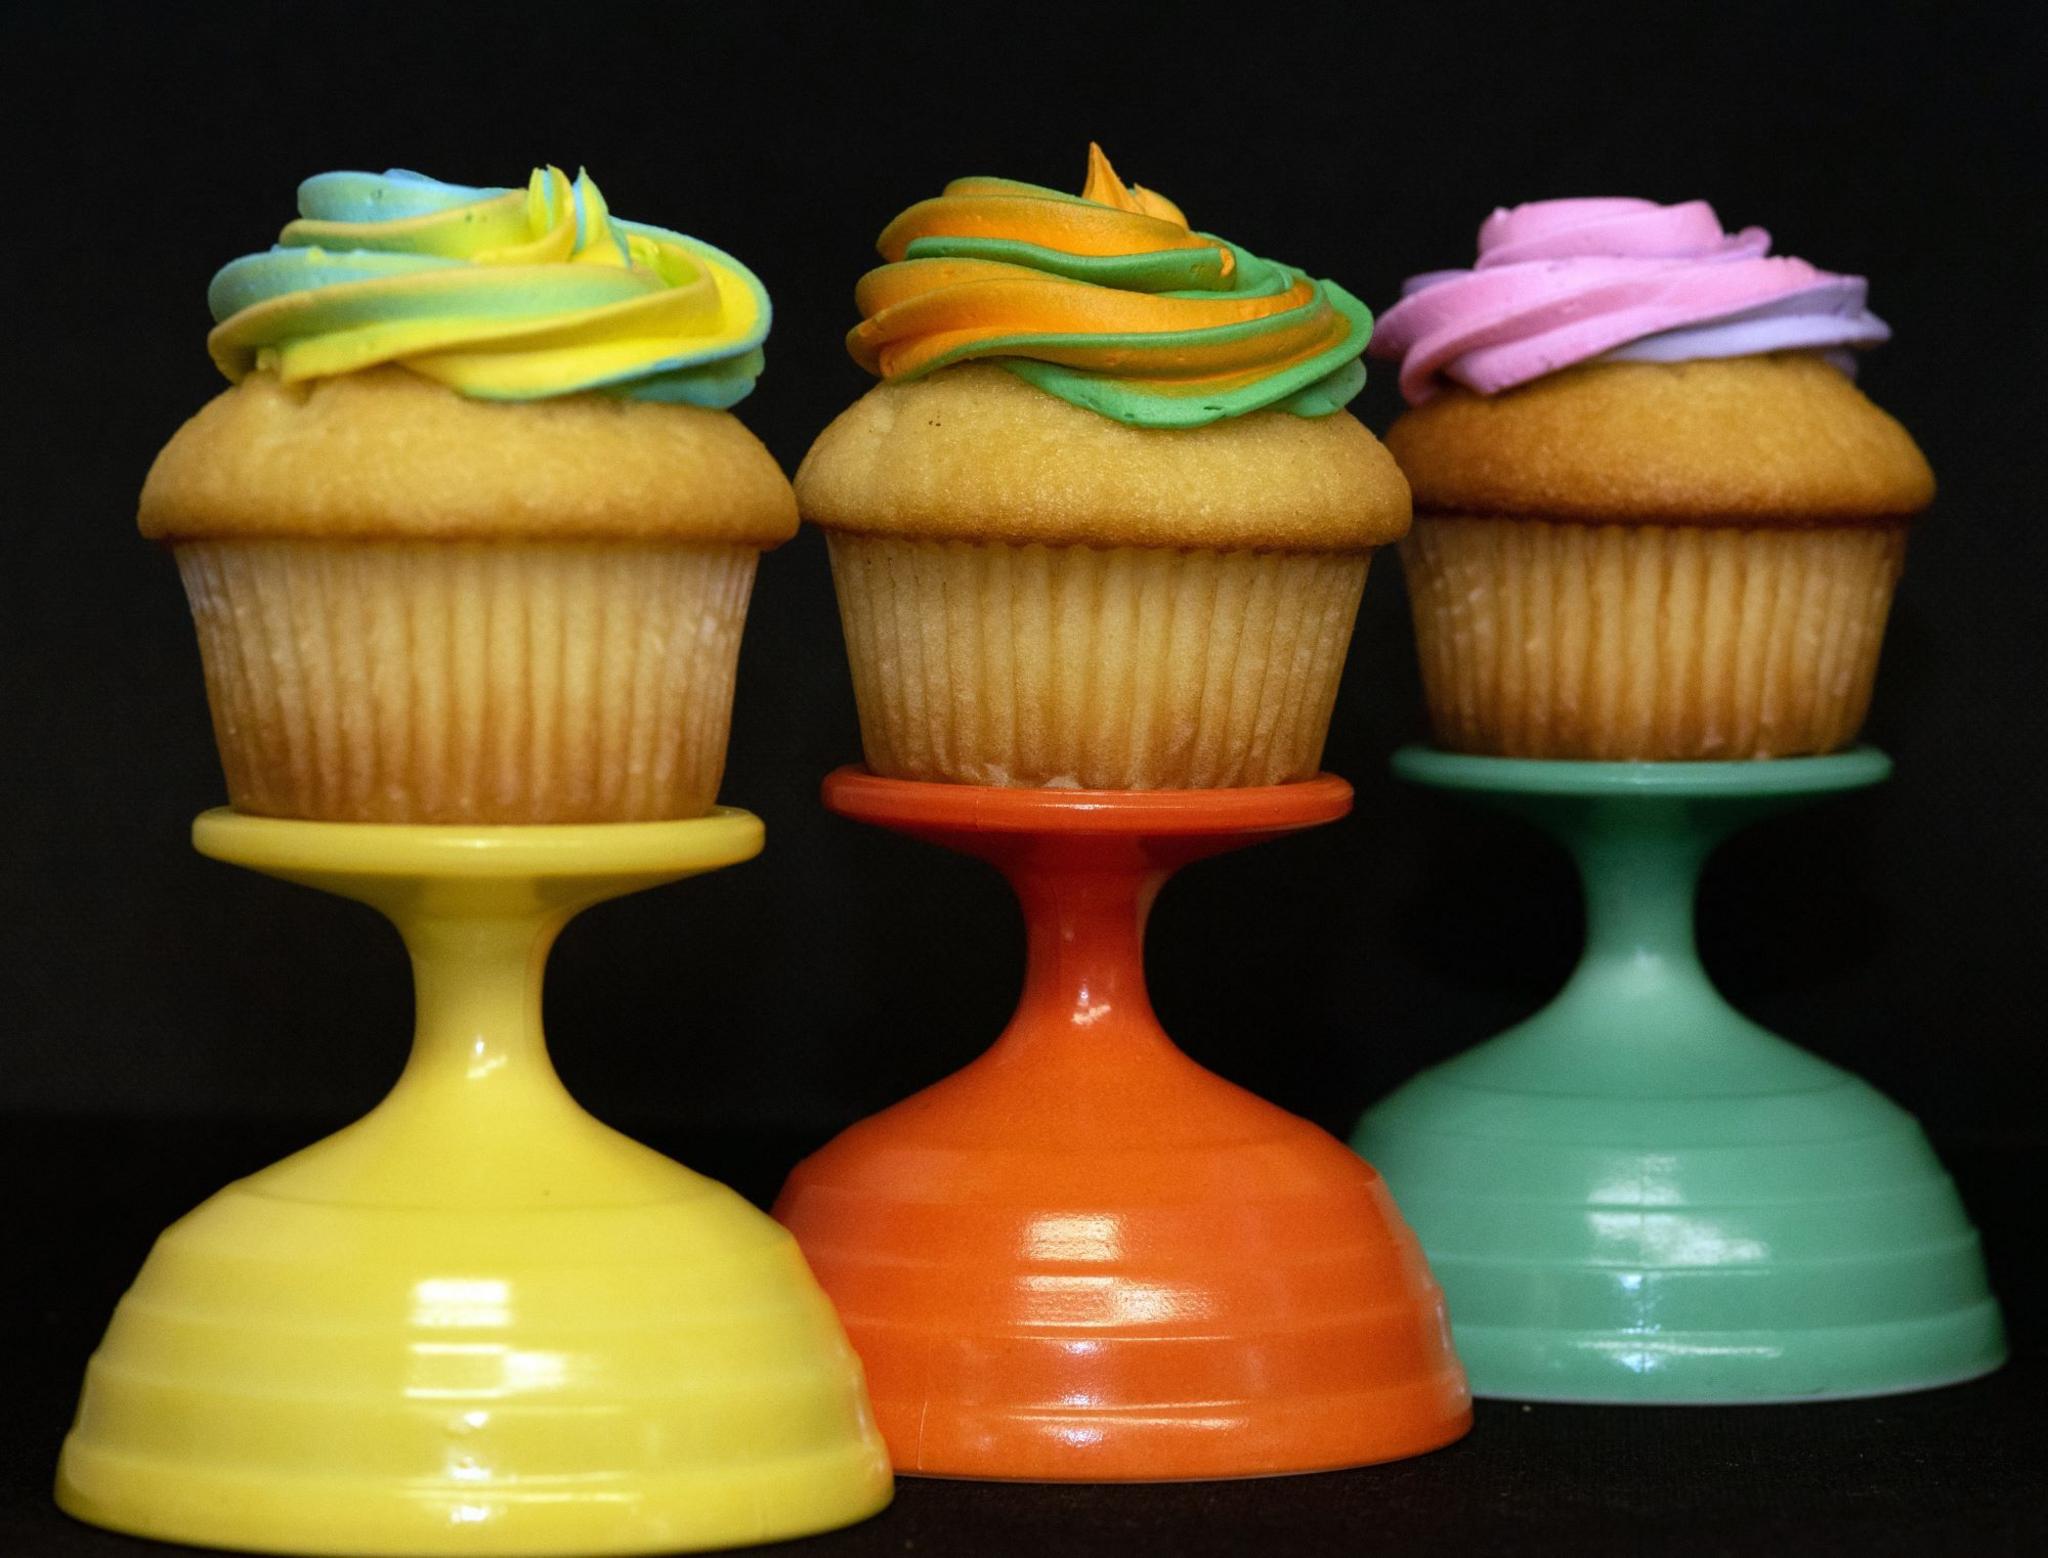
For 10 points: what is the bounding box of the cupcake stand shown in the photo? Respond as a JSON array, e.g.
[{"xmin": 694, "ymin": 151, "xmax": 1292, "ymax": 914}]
[
  {"xmin": 57, "ymin": 809, "xmax": 890, "ymax": 1554},
  {"xmin": 1353, "ymin": 747, "xmax": 2006, "ymax": 1403},
  {"xmin": 774, "ymin": 768, "xmax": 1471, "ymax": 1481}
]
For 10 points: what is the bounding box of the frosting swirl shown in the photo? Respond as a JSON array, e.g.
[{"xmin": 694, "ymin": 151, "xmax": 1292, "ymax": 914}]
[
  {"xmin": 207, "ymin": 168, "xmax": 770, "ymax": 406},
  {"xmin": 846, "ymin": 145, "xmax": 1372, "ymax": 428},
  {"xmin": 1372, "ymin": 198, "xmax": 1890, "ymax": 405}
]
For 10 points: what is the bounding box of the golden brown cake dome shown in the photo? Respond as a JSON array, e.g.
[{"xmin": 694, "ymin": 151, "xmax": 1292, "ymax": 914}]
[
  {"xmin": 1384, "ymin": 355, "xmax": 1930, "ymax": 525},
  {"xmin": 142, "ymin": 367, "xmax": 795, "ymax": 543}
]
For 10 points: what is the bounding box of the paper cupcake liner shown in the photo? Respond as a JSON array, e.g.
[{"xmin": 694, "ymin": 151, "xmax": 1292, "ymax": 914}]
[
  {"xmin": 174, "ymin": 538, "xmax": 758, "ymax": 822},
  {"xmin": 1400, "ymin": 517, "xmax": 1908, "ymax": 760},
  {"xmin": 826, "ymin": 534, "xmax": 1370, "ymax": 788}
]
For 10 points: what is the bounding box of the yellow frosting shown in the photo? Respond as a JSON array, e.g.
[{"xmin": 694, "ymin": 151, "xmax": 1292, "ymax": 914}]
[{"xmin": 205, "ymin": 168, "xmax": 772, "ymax": 406}]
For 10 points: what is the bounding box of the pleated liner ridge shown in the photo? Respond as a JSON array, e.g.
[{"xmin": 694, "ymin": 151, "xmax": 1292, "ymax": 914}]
[
  {"xmin": 827, "ymin": 535, "xmax": 1371, "ymax": 789},
  {"xmin": 1401, "ymin": 517, "xmax": 1908, "ymax": 760},
  {"xmin": 175, "ymin": 538, "xmax": 759, "ymax": 822}
]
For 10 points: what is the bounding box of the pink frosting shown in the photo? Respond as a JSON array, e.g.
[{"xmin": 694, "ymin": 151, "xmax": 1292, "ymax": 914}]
[{"xmin": 1372, "ymin": 198, "xmax": 1891, "ymax": 404}]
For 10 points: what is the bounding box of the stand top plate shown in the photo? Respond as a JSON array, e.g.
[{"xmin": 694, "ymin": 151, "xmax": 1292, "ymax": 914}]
[
  {"xmin": 192, "ymin": 806, "xmax": 765, "ymax": 879},
  {"xmin": 1392, "ymin": 746, "xmax": 1891, "ymax": 800},
  {"xmin": 822, "ymin": 768, "xmax": 1353, "ymax": 837}
]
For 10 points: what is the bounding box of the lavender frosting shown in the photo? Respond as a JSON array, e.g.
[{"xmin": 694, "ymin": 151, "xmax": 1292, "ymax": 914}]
[{"xmin": 1372, "ymin": 198, "xmax": 1891, "ymax": 405}]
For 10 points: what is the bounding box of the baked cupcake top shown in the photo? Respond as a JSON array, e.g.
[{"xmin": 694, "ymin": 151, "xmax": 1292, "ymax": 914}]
[
  {"xmin": 1371, "ymin": 198, "xmax": 1931, "ymax": 524},
  {"xmin": 142, "ymin": 167, "xmax": 796, "ymax": 542},
  {"xmin": 798, "ymin": 147, "xmax": 1408, "ymax": 550}
]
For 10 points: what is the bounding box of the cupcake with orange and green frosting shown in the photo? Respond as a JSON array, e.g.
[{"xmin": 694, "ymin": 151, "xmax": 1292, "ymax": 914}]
[
  {"xmin": 140, "ymin": 167, "xmax": 796, "ymax": 823},
  {"xmin": 796, "ymin": 145, "xmax": 1409, "ymax": 790}
]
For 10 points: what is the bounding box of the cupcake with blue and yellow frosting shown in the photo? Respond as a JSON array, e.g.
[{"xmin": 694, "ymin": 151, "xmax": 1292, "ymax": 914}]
[
  {"xmin": 140, "ymin": 167, "xmax": 797, "ymax": 822},
  {"xmin": 796, "ymin": 146, "xmax": 1409, "ymax": 790}
]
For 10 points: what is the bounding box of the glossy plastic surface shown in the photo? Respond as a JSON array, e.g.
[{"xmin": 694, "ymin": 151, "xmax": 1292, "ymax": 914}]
[
  {"xmin": 58, "ymin": 809, "xmax": 891, "ymax": 1555},
  {"xmin": 1354, "ymin": 748, "xmax": 2006, "ymax": 1403},
  {"xmin": 775, "ymin": 770, "xmax": 1471, "ymax": 1481}
]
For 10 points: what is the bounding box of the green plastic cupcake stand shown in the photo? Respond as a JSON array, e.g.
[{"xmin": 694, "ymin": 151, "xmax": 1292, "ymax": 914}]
[{"xmin": 1353, "ymin": 746, "xmax": 2005, "ymax": 1403}]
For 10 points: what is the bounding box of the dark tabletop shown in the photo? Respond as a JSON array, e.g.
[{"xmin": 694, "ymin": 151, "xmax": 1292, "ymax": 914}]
[{"xmin": 6, "ymin": 1117, "xmax": 2040, "ymax": 1558}]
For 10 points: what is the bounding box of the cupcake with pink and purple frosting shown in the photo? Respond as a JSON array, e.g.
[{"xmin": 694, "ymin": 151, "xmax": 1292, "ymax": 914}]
[{"xmin": 1370, "ymin": 198, "xmax": 1932, "ymax": 760}]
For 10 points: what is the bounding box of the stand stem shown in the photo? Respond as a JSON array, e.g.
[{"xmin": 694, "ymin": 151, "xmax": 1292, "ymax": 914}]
[
  {"xmin": 390, "ymin": 903, "xmax": 575, "ymax": 1108},
  {"xmin": 1000, "ymin": 843, "xmax": 1165, "ymax": 1059},
  {"xmin": 1472, "ymin": 782, "xmax": 1839, "ymax": 1094},
  {"xmin": 1550, "ymin": 798, "xmax": 1720, "ymax": 1030},
  {"xmin": 189, "ymin": 816, "xmax": 775, "ymax": 1209}
]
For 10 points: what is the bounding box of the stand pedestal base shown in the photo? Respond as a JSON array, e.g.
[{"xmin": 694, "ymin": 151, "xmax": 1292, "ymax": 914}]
[
  {"xmin": 776, "ymin": 771, "xmax": 1470, "ymax": 1481},
  {"xmin": 58, "ymin": 810, "xmax": 891, "ymax": 1555},
  {"xmin": 1354, "ymin": 749, "xmax": 2005, "ymax": 1404}
]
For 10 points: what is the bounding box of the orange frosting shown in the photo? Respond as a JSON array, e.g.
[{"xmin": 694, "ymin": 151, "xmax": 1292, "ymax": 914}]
[{"xmin": 843, "ymin": 146, "xmax": 1373, "ymax": 428}]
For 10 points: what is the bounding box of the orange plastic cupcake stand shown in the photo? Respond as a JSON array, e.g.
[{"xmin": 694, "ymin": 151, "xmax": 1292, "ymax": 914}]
[{"xmin": 775, "ymin": 769, "xmax": 1470, "ymax": 1481}]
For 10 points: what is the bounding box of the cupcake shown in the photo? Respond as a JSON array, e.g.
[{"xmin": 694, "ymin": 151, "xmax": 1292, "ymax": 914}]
[
  {"xmin": 140, "ymin": 167, "xmax": 797, "ymax": 822},
  {"xmin": 1370, "ymin": 198, "xmax": 1932, "ymax": 761},
  {"xmin": 795, "ymin": 145, "xmax": 1409, "ymax": 790}
]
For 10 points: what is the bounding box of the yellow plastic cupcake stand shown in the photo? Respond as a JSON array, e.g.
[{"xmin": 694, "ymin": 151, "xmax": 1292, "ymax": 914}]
[{"xmin": 57, "ymin": 809, "xmax": 890, "ymax": 1555}]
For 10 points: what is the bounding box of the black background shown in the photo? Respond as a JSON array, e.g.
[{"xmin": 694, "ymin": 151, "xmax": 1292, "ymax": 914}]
[{"xmin": 5, "ymin": 2, "xmax": 2045, "ymax": 1553}]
